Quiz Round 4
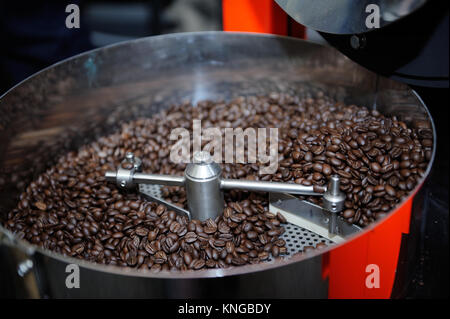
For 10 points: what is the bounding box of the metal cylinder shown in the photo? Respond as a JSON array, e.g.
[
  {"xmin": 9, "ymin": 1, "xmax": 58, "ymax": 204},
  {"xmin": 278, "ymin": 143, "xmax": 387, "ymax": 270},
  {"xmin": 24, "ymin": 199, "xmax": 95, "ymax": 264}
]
[
  {"xmin": 184, "ymin": 152, "xmax": 224, "ymax": 220},
  {"xmin": 322, "ymin": 175, "xmax": 345, "ymax": 213},
  {"xmin": 322, "ymin": 176, "xmax": 346, "ymax": 235},
  {"xmin": 220, "ymin": 179, "xmax": 320, "ymax": 195}
]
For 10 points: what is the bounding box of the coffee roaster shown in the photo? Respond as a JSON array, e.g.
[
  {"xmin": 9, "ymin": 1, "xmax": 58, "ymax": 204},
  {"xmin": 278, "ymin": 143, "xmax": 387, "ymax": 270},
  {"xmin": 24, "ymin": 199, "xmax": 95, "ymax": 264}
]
[
  {"xmin": 223, "ymin": 0, "xmax": 448, "ymax": 298},
  {"xmin": 0, "ymin": 0, "xmax": 446, "ymax": 298}
]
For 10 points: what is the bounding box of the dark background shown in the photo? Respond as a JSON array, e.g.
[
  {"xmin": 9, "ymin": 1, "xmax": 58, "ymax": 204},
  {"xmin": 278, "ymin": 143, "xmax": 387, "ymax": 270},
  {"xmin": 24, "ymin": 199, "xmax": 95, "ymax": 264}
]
[{"xmin": 0, "ymin": 0, "xmax": 222, "ymax": 94}]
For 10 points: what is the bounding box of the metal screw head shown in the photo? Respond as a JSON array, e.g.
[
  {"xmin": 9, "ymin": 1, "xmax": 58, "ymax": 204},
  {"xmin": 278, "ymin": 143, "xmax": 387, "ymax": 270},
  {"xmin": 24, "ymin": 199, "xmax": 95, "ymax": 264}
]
[
  {"xmin": 125, "ymin": 152, "xmax": 135, "ymax": 163},
  {"xmin": 17, "ymin": 259, "xmax": 34, "ymax": 277},
  {"xmin": 350, "ymin": 35, "xmax": 366, "ymax": 49},
  {"xmin": 193, "ymin": 151, "xmax": 212, "ymax": 164}
]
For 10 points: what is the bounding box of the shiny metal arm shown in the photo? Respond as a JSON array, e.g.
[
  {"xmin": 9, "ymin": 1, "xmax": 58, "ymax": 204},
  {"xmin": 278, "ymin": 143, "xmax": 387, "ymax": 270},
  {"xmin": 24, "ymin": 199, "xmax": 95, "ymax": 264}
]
[{"xmin": 220, "ymin": 179, "xmax": 322, "ymax": 196}]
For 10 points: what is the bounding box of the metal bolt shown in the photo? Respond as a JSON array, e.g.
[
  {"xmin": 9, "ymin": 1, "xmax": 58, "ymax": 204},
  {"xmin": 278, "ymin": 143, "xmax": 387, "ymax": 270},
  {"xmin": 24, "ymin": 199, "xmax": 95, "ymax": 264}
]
[
  {"xmin": 328, "ymin": 175, "xmax": 340, "ymax": 196},
  {"xmin": 17, "ymin": 259, "xmax": 34, "ymax": 277},
  {"xmin": 193, "ymin": 151, "xmax": 212, "ymax": 164},
  {"xmin": 350, "ymin": 35, "xmax": 366, "ymax": 49},
  {"xmin": 125, "ymin": 152, "xmax": 135, "ymax": 163}
]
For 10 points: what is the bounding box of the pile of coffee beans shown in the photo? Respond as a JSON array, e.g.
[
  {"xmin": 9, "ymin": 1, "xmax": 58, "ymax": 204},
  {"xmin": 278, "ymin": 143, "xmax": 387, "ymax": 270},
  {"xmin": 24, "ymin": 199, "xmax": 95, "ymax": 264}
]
[{"xmin": 3, "ymin": 93, "xmax": 433, "ymax": 271}]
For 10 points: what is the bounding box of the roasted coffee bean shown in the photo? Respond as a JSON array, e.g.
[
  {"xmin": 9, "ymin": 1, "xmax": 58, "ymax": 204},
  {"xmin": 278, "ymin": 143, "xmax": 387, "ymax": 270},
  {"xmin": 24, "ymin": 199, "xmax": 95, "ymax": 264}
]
[
  {"xmin": 370, "ymin": 162, "xmax": 382, "ymax": 173},
  {"xmin": 276, "ymin": 212, "xmax": 287, "ymax": 224},
  {"xmin": 225, "ymin": 241, "xmax": 235, "ymax": 254},
  {"xmin": 385, "ymin": 185, "xmax": 397, "ymax": 197},
  {"xmin": 218, "ymin": 222, "xmax": 230, "ymax": 234},
  {"xmin": 169, "ymin": 221, "xmax": 181, "ymax": 234},
  {"xmin": 192, "ymin": 259, "xmax": 205, "ymax": 270},
  {"xmin": 112, "ymin": 232, "xmax": 124, "ymax": 239},
  {"xmin": 246, "ymin": 231, "xmax": 258, "ymax": 240},
  {"xmin": 330, "ymin": 158, "xmax": 342, "ymax": 166},
  {"xmin": 258, "ymin": 251, "xmax": 269, "ymax": 261},
  {"xmin": 135, "ymin": 227, "xmax": 148, "ymax": 237},
  {"xmin": 184, "ymin": 232, "xmax": 197, "ymax": 243},
  {"xmin": 204, "ymin": 219, "xmax": 218, "ymax": 234},
  {"xmin": 271, "ymin": 245, "xmax": 280, "ymax": 257},
  {"xmin": 213, "ymin": 239, "xmax": 226, "ymax": 247},
  {"xmin": 258, "ymin": 234, "xmax": 269, "ymax": 245},
  {"xmin": 242, "ymin": 222, "xmax": 253, "ymax": 233},
  {"xmin": 34, "ymin": 201, "xmax": 47, "ymax": 211},
  {"xmin": 343, "ymin": 209, "xmax": 355, "ymax": 219}
]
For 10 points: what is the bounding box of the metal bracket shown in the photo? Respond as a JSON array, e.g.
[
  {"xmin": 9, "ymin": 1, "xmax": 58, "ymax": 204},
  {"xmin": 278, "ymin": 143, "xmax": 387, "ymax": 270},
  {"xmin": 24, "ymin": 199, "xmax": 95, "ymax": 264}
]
[
  {"xmin": 139, "ymin": 184, "xmax": 191, "ymax": 219},
  {"xmin": 269, "ymin": 192, "xmax": 361, "ymax": 243},
  {"xmin": 0, "ymin": 229, "xmax": 46, "ymax": 298}
]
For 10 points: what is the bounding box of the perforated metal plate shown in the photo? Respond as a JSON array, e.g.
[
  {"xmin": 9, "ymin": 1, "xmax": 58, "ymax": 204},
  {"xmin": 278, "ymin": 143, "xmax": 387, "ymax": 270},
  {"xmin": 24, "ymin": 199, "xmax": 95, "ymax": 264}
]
[
  {"xmin": 138, "ymin": 184, "xmax": 334, "ymax": 260},
  {"xmin": 139, "ymin": 184, "xmax": 163, "ymax": 198},
  {"xmin": 274, "ymin": 223, "xmax": 333, "ymax": 261}
]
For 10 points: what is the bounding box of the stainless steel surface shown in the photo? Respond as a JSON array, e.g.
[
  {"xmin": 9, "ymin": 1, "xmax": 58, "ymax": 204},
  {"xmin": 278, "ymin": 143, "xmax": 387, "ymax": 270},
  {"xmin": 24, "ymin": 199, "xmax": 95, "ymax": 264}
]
[
  {"xmin": 133, "ymin": 173, "xmax": 185, "ymax": 186},
  {"xmin": 275, "ymin": 0, "xmax": 427, "ymax": 34},
  {"xmin": 220, "ymin": 179, "xmax": 320, "ymax": 195},
  {"xmin": 106, "ymin": 171, "xmax": 185, "ymax": 186},
  {"xmin": 109, "ymin": 152, "xmax": 143, "ymax": 189},
  {"xmin": 17, "ymin": 259, "xmax": 34, "ymax": 277},
  {"xmin": 322, "ymin": 176, "xmax": 346, "ymax": 235},
  {"xmin": 270, "ymin": 192, "xmax": 361, "ymax": 243},
  {"xmin": 184, "ymin": 152, "xmax": 224, "ymax": 221},
  {"xmin": 267, "ymin": 223, "xmax": 334, "ymax": 262},
  {"xmin": 0, "ymin": 32, "xmax": 435, "ymax": 298},
  {"xmin": 125, "ymin": 152, "xmax": 142, "ymax": 171}
]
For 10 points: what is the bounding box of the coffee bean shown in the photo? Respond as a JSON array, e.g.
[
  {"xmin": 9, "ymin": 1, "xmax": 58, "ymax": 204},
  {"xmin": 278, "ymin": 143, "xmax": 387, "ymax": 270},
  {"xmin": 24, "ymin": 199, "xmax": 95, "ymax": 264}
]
[
  {"xmin": 258, "ymin": 234, "xmax": 269, "ymax": 245},
  {"xmin": 258, "ymin": 251, "xmax": 269, "ymax": 261},
  {"xmin": 112, "ymin": 232, "xmax": 124, "ymax": 239},
  {"xmin": 135, "ymin": 227, "xmax": 148, "ymax": 237},
  {"xmin": 276, "ymin": 212, "xmax": 287, "ymax": 224},
  {"xmin": 169, "ymin": 221, "xmax": 181, "ymax": 234},
  {"xmin": 246, "ymin": 231, "xmax": 258, "ymax": 240},
  {"xmin": 343, "ymin": 209, "xmax": 355, "ymax": 218},
  {"xmin": 385, "ymin": 185, "xmax": 397, "ymax": 197},
  {"xmin": 370, "ymin": 162, "xmax": 382, "ymax": 173},
  {"xmin": 34, "ymin": 201, "xmax": 47, "ymax": 211},
  {"xmin": 213, "ymin": 239, "xmax": 225, "ymax": 247},
  {"xmin": 330, "ymin": 157, "xmax": 342, "ymax": 166},
  {"xmin": 225, "ymin": 241, "xmax": 235, "ymax": 254},
  {"xmin": 271, "ymin": 245, "xmax": 280, "ymax": 257},
  {"xmin": 204, "ymin": 219, "xmax": 217, "ymax": 234},
  {"xmin": 399, "ymin": 159, "xmax": 411, "ymax": 169},
  {"xmin": 193, "ymin": 259, "xmax": 205, "ymax": 270},
  {"xmin": 322, "ymin": 164, "xmax": 332, "ymax": 176}
]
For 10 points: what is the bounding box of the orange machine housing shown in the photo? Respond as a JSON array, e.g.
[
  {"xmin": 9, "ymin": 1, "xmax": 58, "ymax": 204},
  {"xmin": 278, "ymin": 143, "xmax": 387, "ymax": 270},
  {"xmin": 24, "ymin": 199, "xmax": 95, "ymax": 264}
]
[{"xmin": 223, "ymin": 0, "xmax": 415, "ymax": 299}]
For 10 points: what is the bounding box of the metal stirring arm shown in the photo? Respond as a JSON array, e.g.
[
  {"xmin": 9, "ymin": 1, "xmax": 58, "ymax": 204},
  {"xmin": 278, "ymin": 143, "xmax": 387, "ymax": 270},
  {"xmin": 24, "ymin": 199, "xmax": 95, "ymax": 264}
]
[
  {"xmin": 105, "ymin": 171, "xmax": 322, "ymax": 195},
  {"xmin": 104, "ymin": 152, "xmax": 346, "ymax": 235},
  {"xmin": 220, "ymin": 179, "xmax": 320, "ymax": 195},
  {"xmin": 105, "ymin": 153, "xmax": 190, "ymax": 218}
]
